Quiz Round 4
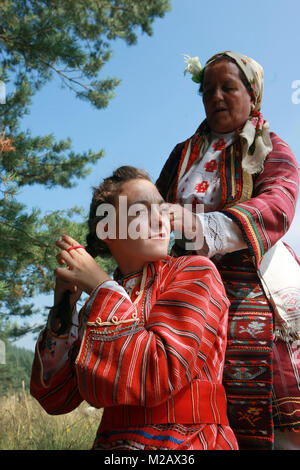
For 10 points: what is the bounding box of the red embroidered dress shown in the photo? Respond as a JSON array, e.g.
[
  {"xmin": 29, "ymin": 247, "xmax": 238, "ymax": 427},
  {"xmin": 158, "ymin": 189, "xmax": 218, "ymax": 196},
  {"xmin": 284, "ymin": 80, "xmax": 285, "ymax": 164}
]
[{"xmin": 30, "ymin": 256, "xmax": 238, "ymax": 450}]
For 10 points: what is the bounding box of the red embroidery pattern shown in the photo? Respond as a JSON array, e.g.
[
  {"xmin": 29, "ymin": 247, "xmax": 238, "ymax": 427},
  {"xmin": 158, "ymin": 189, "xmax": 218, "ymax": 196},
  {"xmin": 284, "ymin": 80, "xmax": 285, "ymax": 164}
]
[
  {"xmin": 204, "ymin": 159, "xmax": 218, "ymax": 172},
  {"xmin": 213, "ymin": 139, "xmax": 226, "ymax": 152},
  {"xmin": 195, "ymin": 181, "xmax": 209, "ymax": 193}
]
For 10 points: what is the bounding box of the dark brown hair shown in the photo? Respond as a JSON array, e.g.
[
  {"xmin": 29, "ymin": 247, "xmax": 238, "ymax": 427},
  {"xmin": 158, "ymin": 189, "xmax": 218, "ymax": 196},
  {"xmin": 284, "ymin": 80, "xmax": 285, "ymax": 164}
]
[{"xmin": 86, "ymin": 165, "xmax": 151, "ymax": 258}]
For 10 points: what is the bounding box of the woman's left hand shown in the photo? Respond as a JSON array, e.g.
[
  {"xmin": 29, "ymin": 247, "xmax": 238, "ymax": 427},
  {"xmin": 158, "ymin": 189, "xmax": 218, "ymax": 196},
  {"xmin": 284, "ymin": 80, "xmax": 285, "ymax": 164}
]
[
  {"xmin": 55, "ymin": 234, "xmax": 110, "ymax": 295},
  {"xmin": 167, "ymin": 203, "xmax": 204, "ymax": 250}
]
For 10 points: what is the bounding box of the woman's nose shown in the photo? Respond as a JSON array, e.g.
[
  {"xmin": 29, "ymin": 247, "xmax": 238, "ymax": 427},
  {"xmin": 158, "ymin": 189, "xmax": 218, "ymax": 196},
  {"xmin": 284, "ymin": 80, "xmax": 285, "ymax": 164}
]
[
  {"xmin": 149, "ymin": 205, "xmax": 163, "ymax": 231},
  {"xmin": 212, "ymin": 86, "xmax": 224, "ymax": 102}
]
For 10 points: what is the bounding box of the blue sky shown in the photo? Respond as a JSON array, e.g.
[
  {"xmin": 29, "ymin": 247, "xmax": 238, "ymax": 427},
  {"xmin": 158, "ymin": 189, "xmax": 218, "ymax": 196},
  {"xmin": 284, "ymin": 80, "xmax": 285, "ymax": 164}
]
[{"xmin": 14, "ymin": 0, "xmax": 300, "ymax": 349}]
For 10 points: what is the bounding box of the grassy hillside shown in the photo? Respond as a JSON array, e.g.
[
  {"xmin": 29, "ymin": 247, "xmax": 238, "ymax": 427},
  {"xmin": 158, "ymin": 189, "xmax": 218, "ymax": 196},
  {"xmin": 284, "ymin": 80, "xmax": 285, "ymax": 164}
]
[
  {"xmin": 0, "ymin": 342, "xmax": 102, "ymax": 450},
  {"xmin": 0, "ymin": 388, "xmax": 102, "ymax": 450}
]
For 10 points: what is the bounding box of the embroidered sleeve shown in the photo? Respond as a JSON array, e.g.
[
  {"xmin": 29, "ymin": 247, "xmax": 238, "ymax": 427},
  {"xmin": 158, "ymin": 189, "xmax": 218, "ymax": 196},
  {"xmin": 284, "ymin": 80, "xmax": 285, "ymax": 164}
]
[
  {"xmin": 40, "ymin": 324, "xmax": 78, "ymax": 383},
  {"xmin": 30, "ymin": 302, "xmax": 83, "ymax": 414},
  {"xmin": 30, "ymin": 281, "xmax": 131, "ymax": 414},
  {"xmin": 31, "ymin": 306, "xmax": 79, "ymax": 383},
  {"xmin": 75, "ymin": 257, "xmax": 229, "ymax": 408},
  {"xmin": 196, "ymin": 212, "xmax": 247, "ymax": 258},
  {"xmin": 222, "ymin": 134, "xmax": 299, "ymax": 267}
]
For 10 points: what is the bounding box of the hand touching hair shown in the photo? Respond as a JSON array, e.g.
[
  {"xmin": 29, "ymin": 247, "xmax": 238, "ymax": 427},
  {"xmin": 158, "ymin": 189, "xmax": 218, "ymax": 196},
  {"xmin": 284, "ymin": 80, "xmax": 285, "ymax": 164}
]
[{"xmin": 50, "ymin": 166, "xmax": 151, "ymax": 335}]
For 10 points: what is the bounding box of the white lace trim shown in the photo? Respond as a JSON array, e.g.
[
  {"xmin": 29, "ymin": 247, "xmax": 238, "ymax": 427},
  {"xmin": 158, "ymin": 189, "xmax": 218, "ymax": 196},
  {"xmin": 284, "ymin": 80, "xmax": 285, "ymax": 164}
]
[{"xmin": 196, "ymin": 212, "xmax": 247, "ymax": 258}]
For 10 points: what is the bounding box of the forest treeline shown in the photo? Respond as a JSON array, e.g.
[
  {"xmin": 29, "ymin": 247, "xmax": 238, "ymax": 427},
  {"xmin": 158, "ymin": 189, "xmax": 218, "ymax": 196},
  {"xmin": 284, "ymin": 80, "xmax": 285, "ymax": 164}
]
[{"xmin": 0, "ymin": 341, "xmax": 34, "ymax": 395}]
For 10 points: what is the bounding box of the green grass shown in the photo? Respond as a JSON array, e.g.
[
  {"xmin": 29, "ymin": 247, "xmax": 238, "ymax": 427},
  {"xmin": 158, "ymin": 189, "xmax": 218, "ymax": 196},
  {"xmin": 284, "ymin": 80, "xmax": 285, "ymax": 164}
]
[{"xmin": 0, "ymin": 383, "xmax": 103, "ymax": 450}]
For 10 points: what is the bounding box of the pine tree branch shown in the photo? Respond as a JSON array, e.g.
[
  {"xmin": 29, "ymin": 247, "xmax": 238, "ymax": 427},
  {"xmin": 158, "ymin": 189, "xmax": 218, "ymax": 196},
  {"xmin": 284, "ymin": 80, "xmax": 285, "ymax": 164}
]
[
  {"xmin": 40, "ymin": 59, "xmax": 91, "ymax": 90},
  {"xmin": 0, "ymin": 219, "xmax": 51, "ymax": 248}
]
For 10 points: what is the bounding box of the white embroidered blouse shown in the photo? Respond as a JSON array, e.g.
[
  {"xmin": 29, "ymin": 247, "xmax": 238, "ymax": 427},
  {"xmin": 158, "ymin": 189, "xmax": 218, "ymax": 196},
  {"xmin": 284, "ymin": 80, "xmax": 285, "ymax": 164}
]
[{"xmin": 177, "ymin": 131, "xmax": 247, "ymax": 257}]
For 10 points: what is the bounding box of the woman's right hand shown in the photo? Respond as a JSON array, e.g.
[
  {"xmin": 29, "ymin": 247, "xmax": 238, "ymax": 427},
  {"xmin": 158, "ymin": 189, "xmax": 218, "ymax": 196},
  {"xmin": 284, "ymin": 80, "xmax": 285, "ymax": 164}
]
[{"xmin": 54, "ymin": 234, "xmax": 110, "ymax": 295}]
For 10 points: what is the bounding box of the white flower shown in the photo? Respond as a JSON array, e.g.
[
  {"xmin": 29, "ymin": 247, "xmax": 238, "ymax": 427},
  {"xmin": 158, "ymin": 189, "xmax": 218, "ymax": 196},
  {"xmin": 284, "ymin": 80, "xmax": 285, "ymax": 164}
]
[{"xmin": 183, "ymin": 55, "xmax": 202, "ymax": 77}]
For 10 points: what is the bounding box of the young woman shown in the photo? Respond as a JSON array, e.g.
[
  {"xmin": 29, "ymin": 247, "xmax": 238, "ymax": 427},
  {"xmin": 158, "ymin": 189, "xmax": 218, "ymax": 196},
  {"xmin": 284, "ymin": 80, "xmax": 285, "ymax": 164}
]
[{"xmin": 30, "ymin": 166, "xmax": 238, "ymax": 450}]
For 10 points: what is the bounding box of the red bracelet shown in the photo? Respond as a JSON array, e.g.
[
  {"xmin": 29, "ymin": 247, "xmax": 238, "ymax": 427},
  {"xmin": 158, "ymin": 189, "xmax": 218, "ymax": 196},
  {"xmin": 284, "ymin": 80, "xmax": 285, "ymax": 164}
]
[{"xmin": 66, "ymin": 245, "xmax": 85, "ymax": 252}]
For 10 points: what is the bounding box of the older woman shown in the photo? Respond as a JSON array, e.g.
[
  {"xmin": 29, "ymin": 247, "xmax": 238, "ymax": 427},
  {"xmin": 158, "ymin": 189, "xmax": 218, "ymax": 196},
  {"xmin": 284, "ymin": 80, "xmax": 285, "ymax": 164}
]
[{"xmin": 156, "ymin": 51, "xmax": 300, "ymax": 450}]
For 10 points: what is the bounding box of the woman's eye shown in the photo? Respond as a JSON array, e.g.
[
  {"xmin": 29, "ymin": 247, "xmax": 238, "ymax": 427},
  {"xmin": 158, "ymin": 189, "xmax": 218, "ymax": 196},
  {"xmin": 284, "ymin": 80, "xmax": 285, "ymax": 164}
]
[
  {"xmin": 136, "ymin": 210, "xmax": 146, "ymax": 216},
  {"xmin": 128, "ymin": 204, "xmax": 148, "ymax": 218},
  {"xmin": 134, "ymin": 209, "xmax": 146, "ymax": 217},
  {"xmin": 223, "ymin": 84, "xmax": 236, "ymax": 91}
]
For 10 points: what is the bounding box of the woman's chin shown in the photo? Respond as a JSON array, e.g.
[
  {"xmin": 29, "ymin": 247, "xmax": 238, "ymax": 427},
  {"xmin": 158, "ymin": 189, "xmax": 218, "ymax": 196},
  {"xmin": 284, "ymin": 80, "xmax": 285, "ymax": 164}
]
[
  {"xmin": 143, "ymin": 245, "xmax": 169, "ymax": 263},
  {"xmin": 210, "ymin": 123, "xmax": 235, "ymax": 134}
]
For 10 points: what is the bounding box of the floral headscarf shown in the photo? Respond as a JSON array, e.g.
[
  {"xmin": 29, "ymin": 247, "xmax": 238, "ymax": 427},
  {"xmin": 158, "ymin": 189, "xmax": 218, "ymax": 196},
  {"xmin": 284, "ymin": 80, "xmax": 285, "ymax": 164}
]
[{"xmin": 184, "ymin": 51, "xmax": 273, "ymax": 174}]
